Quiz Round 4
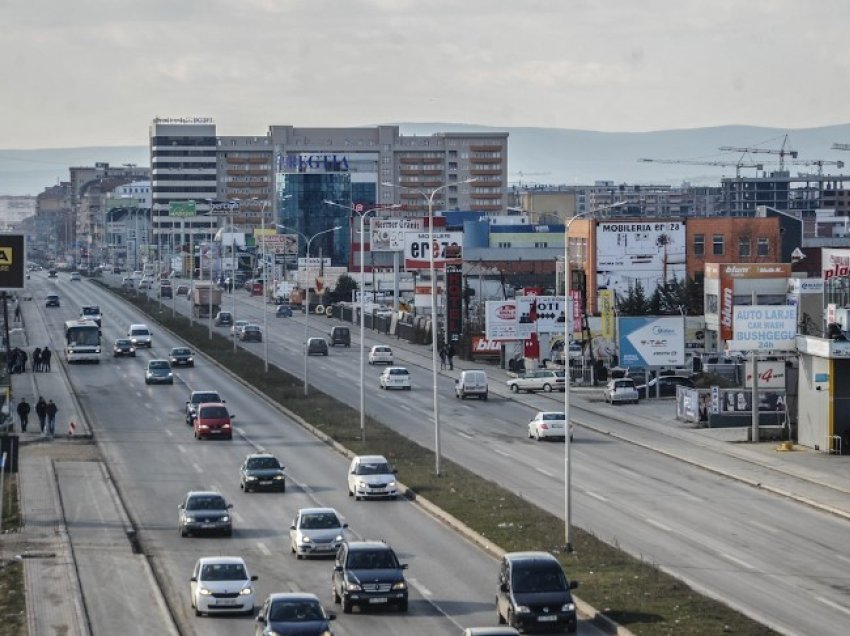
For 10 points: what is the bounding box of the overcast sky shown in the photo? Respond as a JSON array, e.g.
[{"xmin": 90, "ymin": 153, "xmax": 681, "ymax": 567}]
[{"xmin": 2, "ymin": 0, "xmax": 848, "ymax": 149}]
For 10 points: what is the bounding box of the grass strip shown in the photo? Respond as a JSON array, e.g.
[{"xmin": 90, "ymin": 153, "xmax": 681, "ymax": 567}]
[{"xmin": 0, "ymin": 559, "xmax": 25, "ymax": 636}]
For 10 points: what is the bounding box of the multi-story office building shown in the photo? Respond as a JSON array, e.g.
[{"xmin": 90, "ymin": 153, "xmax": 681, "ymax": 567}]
[
  {"xmin": 217, "ymin": 135, "xmax": 273, "ymax": 229},
  {"xmin": 721, "ymin": 170, "xmax": 850, "ymax": 216}
]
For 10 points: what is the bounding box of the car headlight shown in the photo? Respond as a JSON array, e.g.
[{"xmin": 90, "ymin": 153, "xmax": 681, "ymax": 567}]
[
  {"xmin": 516, "ymin": 605, "xmax": 531, "ymax": 613},
  {"xmin": 273, "ymin": 474, "xmax": 284, "ymax": 480},
  {"xmin": 357, "ymin": 480, "xmax": 369, "ymax": 488},
  {"xmin": 240, "ymin": 586, "xmax": 253, "ymax": 595},
  {"xmin": 392, "ymin": 581, "xmax": 407, "ymax": 590},
  {"xmin": 187, "ymin": 357, "xmax": 193, "ymax": 362},
  {"xmin": 221, "ymin": 515, "xmax": 230, "ymax": 522},
  {"xmin": 183, "ymin": 515, "xmax": 195, "ymax": 522},
  {"xmin": 320, "ymin": 630, "xmax": 332, "ymax": 636},
  {"xmin": 345, "ymin": 581, "xmax": 362, "ymax": 591},
  {"xmin": 199, "ymin": 587, "xmax": 212, "ymax": 595},
  {"xmin": 334, "ymin": 534, "xmax": 344, "ymax": 542},
  {"xmin": 167, "ymin": 372, "xmax": 173, "ymax": 377},
  {"xmin": 561, "ymin": 602, "xmax": 575, "ymax": 612},
  {"xmin": 388, "ymin": 481, "xmax": 396, "ymax": 487},
  {"xmin": 95, "ymin": 347, "xmax": 101, "ymax": 354},
  {"xmin": 301, "ymin": 535, "xmax": 311, "ymax": 543},
  {"xmin": 245, "ymin": 475, "xmax": 257, "ymax": 481}
]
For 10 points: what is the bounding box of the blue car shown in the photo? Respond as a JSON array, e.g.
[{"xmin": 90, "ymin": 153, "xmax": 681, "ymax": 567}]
[
  {"xmin": 276, "ymin": 304, "xmax": 293, "ymax": 317},
  {"xmin": 255, "ymin": 593, "xmax": 335, "ymax": 635}
]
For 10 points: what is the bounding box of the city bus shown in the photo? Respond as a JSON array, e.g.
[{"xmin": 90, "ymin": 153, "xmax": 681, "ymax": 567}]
[{"xmin": 64, "ymin": 319, "xmax": 102, "ymax": 363}]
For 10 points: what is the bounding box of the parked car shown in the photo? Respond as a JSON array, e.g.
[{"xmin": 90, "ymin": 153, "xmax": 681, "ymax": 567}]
[
  {"xmin": 186, "ymin": 390, "xmax": 224, "ymax": 425},
  {"xmin": 347, "ymin": 454, "xmax": 398, "ymax": 500},
  {"xmin": 289, "ymin": 507, "xmax": 347, "ymax": 558},
  {"xmin": 214, "ymin": 311, "xmax": 233, "ymax": 326},
  {"xmin": 190, "ymin": 556, "xmax": 257, "ymax": 616},
  {"xmin": 496, "ymin": 551, "xmax": 579, "ymax": 633},
  {"xmin": 194, "ymin": 403, "xmax": 234, "ymax": 440},
  {"xmin": 506, "ymin": 369, "xmax": 566, "ymax": 393},
  {"xmin": 145, "ymin": 359, "xmax": 173, "ymax": 385},
  {"xmin": 239, "ymin": 325, "xmax": 263, "ymax": 342},
  {"xmin": 275, "ymin": 304, "xmax": 293, "ymax": 318},
  {"xmin": 368, "ymin": 345, "xmax": 393, "ymax": 365},
  {"xmin": 637, "ymin": 375, "xmax": 694, "ymax": 398},
  {"xmin": 307, "ymin": 337, "xmax": 329, "ymax": 356},
  {"xmin": 329, "ymin": 326, "xmax": 351, "ymax": 347},
  {"xmin": 379, "ymin": 367, "xmax": 411, "ymax": 390},
  {"xmin": 332, "ymin": 541, "xmax": 408, "ymax": 613},
  {"xmin": 112, "ymin": 338, "xmax": 136, "ymax": 357},
  {"xmin": 240, "ymin": 453, "xmax": 286, "ymax": 492},
  {"xmin": 169, "ymin": 347, "xmax": 195, "ymax": 367},
  {"xmin": 45, "ymin": 294, "xmax": 60, "ymax": 308},
  {"xmin": 527, "ymin": 411, "xmax": 573, "ymax": 442},
  {"xmin": 255, "ymin": 593, "xmax": 336, "ymax": 635},
  {"xmin": 604, "ymin": 378, "xmax": 640, "ymax": 404},
  {"xmin": 175, "ymin": 284, "xmax": 190, "ymax": 297},
  {"xmin": 178, "ymin": 490, "xmax": 233, "ymax": 537}
]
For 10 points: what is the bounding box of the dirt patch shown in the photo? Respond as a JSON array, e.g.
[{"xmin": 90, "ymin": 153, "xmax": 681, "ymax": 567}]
[{"xmin": 21, "ymin": 440, "xmax": 102, "ymax": 462}]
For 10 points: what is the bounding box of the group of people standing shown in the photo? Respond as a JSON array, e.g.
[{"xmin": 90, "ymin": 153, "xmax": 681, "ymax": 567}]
[
  {"xmin": 7, "ymin": 346, "xmax": 51, "ymax": 374},
  {"xmin": 438, "ymin": 343, "xmax": 456, "ymax": 370},
  {"xmin": 16, "ymin": 396, "xmax": 59, "ymax": 437}
]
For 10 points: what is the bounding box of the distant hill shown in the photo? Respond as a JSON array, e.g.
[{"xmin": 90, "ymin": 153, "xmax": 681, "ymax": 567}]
[{"xmin": 2, "ymin": 123, "xmax": 850, "ymax": 196}]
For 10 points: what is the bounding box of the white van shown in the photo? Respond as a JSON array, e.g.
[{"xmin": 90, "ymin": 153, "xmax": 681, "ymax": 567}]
[
  {"xmin": 455, "ymin": 369, "xmax": 488, "ymax": 400},
  {"xmin": 128, "ymin": 323, "xmax": 153, "ymax": 348}
]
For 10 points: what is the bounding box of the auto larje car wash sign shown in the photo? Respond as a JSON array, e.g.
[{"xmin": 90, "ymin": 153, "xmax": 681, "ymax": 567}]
[
  {"xmin": 729, "ymin": 305, "xmax": 797, "ymax": 352},
  {"xmin": 0, "ymin": 234, "xmax": 25, "ymax": 291},
  {"xmin": 618, "ymin": 316, "xmax": 685, "ymax": 367}
]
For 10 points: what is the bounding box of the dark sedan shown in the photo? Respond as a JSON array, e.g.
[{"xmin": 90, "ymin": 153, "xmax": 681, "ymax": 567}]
[
  {"xmin": 239, "ymin": 325, "xmax": 262, "ymax": 342},
  {"xmin": 45, "ymin": 294, "xmax": 60, "ymax": 307},
  {"xmin": 239, "ymin": 453, "xmax": 286, "ymax": 492},
  {"xmin": 255, "ymin": 593, "xmax": 335, "ymax": 636},
  {"xmin": 145, "ymin": 359, "xmax": 174, "ymax": 385},
  {"xmin": 113, "ymin": 338, "xmax": 136, "ymax": 357},
  {"xmin": 169, "ymin": 347, "xmax": 195, "ymax": 367},
  {"xmin": 637, "ymin": 375, "xmax": 694, "ymax": 398}
]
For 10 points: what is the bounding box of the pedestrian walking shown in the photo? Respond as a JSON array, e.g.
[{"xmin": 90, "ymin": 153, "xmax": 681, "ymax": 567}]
[
  {"xmin": 17, "ymin": 398, "xmax": 31, "ymax": 432},
  {"xmin": 42, "ymin": 347, "xmax": 52, "ymax": 372},
  {"xmin": 439, "ymin": 345, "xmax": 447, "ymax": 370},
  {"xmin": 19, "ymin": 349, "xmax": 28, "ymax": 373},
  {"xmin": 447, "ymin": 343, "xmax": 455, "ymax": 371},
  {"xmin": 33, "ymin": 347, "xmax": 42, "ymax": 372},
  {"xmin": 35, "ymin": 396, "xmax": 47, "ymax": 434},
  {"xmin": 12, "ymin": 348, "xmax": 22, "ymax": 374},
  {"xmin": 14, "ymin": 304, "xmax": 21, "ymax": 322},
  {"xmin": 45, "ymin": 399, "xmax": 58, "ymax": 438}
]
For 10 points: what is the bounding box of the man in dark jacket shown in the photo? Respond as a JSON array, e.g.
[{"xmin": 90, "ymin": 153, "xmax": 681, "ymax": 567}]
[
  {"xmin": 35, "ymin": 396, "xmax": 48, "ymax": 434},
  {"xmin": 45, "ymin": 399, "xmax": 58, "ymax": 438},
  {"xmin": 17, "ymin": 398, "xmax": 31, "ymax": 432},
  {"xmin": 42, "ymin": 347, "xmax": 52, "ymax": 372}
]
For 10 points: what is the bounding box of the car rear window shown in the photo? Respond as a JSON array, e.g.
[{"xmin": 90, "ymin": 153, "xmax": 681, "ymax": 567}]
[
  {"xmin": 199, "ymin": 406, "xmax": 229, "ymax": 419},
  {"xmin": 193, "ymin": 392, "xmax": 221, "ymax": 404},
  {"xmin": 388, "ymin": 368, "xmax": 409, "ymax": 376}
]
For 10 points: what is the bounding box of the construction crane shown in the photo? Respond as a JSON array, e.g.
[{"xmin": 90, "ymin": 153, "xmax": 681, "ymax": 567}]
[
  {"xmin": 719, "ymin": 134, "xmax": 798, "ymax": 171},
  {"xmin": 784, "ymin": 159, "xmax": 845, "ymax": 176},
  {"xmin": 638, "ymin": 158, "xmax": 763, "ymax": 178}
]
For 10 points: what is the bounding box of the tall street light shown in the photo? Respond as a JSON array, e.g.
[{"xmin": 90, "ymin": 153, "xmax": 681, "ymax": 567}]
[
  {"xmin": 278, "ymin": 224, "xmax": 341, "ymax": 396},
  {"xmin": 563, "ymin": 201, "xmax": 624, "ymax": 552},
  {"xmin": 382, "ymin": 178, "xmax": 474, "ymax": 476},
  {"xmin": 255, "ymin": 195, "xmax": 289, "ymax": 371},
  {"xmin": 324, "ymin": 200, "xmax": 401, "ymax": 442}
]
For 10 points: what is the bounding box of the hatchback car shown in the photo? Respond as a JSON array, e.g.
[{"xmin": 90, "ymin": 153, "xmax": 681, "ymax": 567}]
[
  {"xmin": 69, "ymin": 271, "xmax": 81, "ymax": 281},
  {"xmin": 527, "ymin": 411, "xmax": 574, "ymax": 442},
  {"xmin": 275, "ymin": 304, "xmax": 293, "ymax": 318},
  {"xmin": 48, "ymin": 269, "xmax": 58, "ymax": 278},
  {"xmin": 167, "ymin": 347, "xmax": 194, "ymax": 367},
  {"xmin": 255, "ymin": 593, "xmax": 336, "ymax": 636},
  {"xmin": 45, "ymin": 294, "xmax": 60, "ymax": 308},
  {"xmin": 347, "ymin": 454, "xmax": 398, "ymax": 500},
  {"xmin": 240, "ymin": 453, "xmax": 286, "ymax": 492},
  {"xmin": 497, "ymin": 551, "xmax": 578, "ymax": 633},
  {"xmin": 604, "ymin": 378, "xmax": 640, "ymax": 404},
  {"xmin": 307, "ymin": 337, "xmax": 329, "ymax": 356},
  {"xmin": 368, "ymin": 345, "xmax": 393, "ymax": 365},
  {"xmin": 214, "ymin": 311, "xmax": 233, "ymax": 326},
  {"xmin": 506, "ymin": 369, "xmax": 566, "ymax": 393},
  {"xmin": 145, "ymin": 359, "xmax": 173, "ymax": 385},
  {"xmin": 379, "ymin": 367, "xmax": 411, "ymax": 390},
  {"xmin": 332, "ymin": 541, "xmax": 408, "ymax": 613},
  {"xmin": 190, "ymin": 556, "xmax": 257, "ymax": 616},
  {"xmin": 112, "ymin": 338, "xmax": 136, "ymax": 357},
  {"xmin": 178, "ymin": 491, "xmax": 233, "ymax": 537},
  {"xmin": 194, "ymin": 403, "xmax": 234, "ymax": 440},
  {"xmin": 239, "ymin": 325, "xmax": 262, "ymax": 342},
  {"xmin": 186, "ymin": 390, "xmax": 224, "ymax": 425},
  {"xmin": 289, "ymin": 507, "xmax": 347, "ymax": 558}
]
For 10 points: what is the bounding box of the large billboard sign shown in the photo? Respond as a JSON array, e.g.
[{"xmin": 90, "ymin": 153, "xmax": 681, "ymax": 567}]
[
  {"xmin": 485, "ymin": 300, "xmax": 518, "ymax": 341},
  {"xmin": 516, "ymin": 296, "xmax": 566, "ymax": 338},
  {"xmin": 0, "ymin": 234, "xmax": 25, "ymax": 291},
  {"xmin": 596, "ymin": 221, "xmax": 686, "ymax": 297},
  {"xmin": 618, "ymin": 316, "xmax": 685, "ymax": 367},
  {"xmin": 445, "ymin": 264, "xmax": 463, "ymax": 343},
  {"xmin": 730, "ymin": 305, "xmax": 797, "ymax": 351},
  {"xmin": 370, "ymin": 219, "xmax": 424, "ymax": 252},
  {"xmin": 822, "ymin": 248, "xmax": 850, "ymax": 280},
  {"xmin": 710, "ymin": 263, "xmax": 792, "ymax": 340},
  {"xmin": 403, "ymin": 231, "xmax": 463, "ymax": 269},
  {"xmin": 257, "ymin": 233, "xmax": 298, "ymax": 255}
]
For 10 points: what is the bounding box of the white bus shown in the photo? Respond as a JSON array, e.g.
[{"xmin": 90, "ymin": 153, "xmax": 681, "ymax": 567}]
[{"xmin": 64, "ymin": 319, "xmax": 102, "ymax": 363}]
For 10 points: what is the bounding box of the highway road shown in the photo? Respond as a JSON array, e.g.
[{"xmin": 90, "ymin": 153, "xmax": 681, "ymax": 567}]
[
  {"xmin": 101, "ymin": 274, "xmax": 850, "ymax": 636},
  {"xmin": 28, "ymin": 271, "xmax": 609, "ymax": 636}
]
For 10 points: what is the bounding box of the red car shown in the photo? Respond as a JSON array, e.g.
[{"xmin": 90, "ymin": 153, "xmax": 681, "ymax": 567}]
[{"xmin": 193, "ymin": 403, "xmax": 235, "ymax": 440}]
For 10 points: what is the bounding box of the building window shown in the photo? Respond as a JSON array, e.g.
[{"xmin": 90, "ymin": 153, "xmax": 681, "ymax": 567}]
[
  {"xmin": 497, "ymin": 241, "xmax": 512, "ymax": 248},
  {"xmin": 534, "ymin": 241, "xmax": 548, "ymax": 248},
  {"xmin": 693, "ymin": 234, "xmax": 705, "ymax": 256},
  {"xmin": 738, "ymin": 236, "xmax": 751, "ymax": 258},
  {"xmin": 712, "ymin": 234, "xmax": 724, "ymax": 255},
  {"xmin": 757, "ymin": 237, "xmax": 769, "ymax": 256},
  {"xmin": 706, "ymin": 294, "xmax": 718, "ymax": 313}
]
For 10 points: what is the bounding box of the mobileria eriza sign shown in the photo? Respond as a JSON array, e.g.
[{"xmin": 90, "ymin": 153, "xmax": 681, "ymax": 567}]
[{"xmin": 276, "ymin": 154, "xmax": 350, "ymax": 173}]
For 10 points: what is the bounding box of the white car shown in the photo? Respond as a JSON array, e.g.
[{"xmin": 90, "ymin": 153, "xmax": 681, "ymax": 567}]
[
  {"xmin": 527, "ymin": 411, "xmax": 574, "ymax": 442},
  {"xmin": 69, "ymin": 271, "xmax": 81, "ymax": 281},
  {"xmin": 368, "ymin": 345, "xmax": 394, "ymax": 365},
  {"xmin": 190, "ymin": 556, "xmax": 257, "ymax": 616},
  {"xmin": 604, "ymin": 378, "xmax": 640, "ymax": 404},
  {"xmin": 231, "ymin": 320, "xmax": 249, "ymax": 337},
  {"xmin": 289, "ymin": 507, "xmax": 348, "ymax": 559},
  {"xmin": 347, "ymin": 454, "xmax": 398, "ymax": 500},
  {"xmin": 128, "ymin": 323, "xmax": 153, "ymax": 348},
  {"xmin": 506, "ymin": 369, "xmax": 566, "ymax": 393},
  {"xmin": 379, "ymin": 366, "xmax": 411, "ymax": 390}
]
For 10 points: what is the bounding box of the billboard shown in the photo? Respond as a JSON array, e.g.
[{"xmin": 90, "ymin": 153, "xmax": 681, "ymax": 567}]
[
  {"xmin": 596, "ymin": 221, "xmax": 686, "ymax": 297},
  {"xmin": 730, "ymin": 305, "xmax": 797, "ymax": 351},
  {"xmin": 257, "ymin": 234, "xmax": 298, "ymax": 255},
  {"xmin": 709, "ymin": 262, "xmax": 792, "ymax": 341},
  {"xmin": 0, "ymin": 234, "xmax": 25, "ymax": 290},
  {"xmin": 403, "ymin": 231, "xmax": 463, "ymax": 270},
  {"xmin": 618, "ymin": 316, "xmax": 685, "ymax": 367},
  {"xmin": 516, "ymin": 296, "xmax": 567, "ymax": 338},
  {"xmin": 370, "ymin": 219, "xmax": 424, "ymax": 252},
  {"xmin": 445, "ymin": 264, "xmax": 463, "ymax": 343},
  {"xmin": 822, "ymin": 248, "xmax": 850, "ymax": 280},
  {"xmin": 485, "ymin": 300, "xmax": 518, "ymax": 341}
]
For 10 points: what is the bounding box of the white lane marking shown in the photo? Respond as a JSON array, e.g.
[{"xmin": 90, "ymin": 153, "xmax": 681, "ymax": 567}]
[
  {"xmin": 535, "ymin": 467, "xmax": 554, "ymax": 478},
  {"xmin": 456, "ymin": 431, "xmax": 474, "ymax": 440},
  {"xmin": 585, "ymin": 490, "xmax": 608, "ymax": 503},
  {"xmin": 834, "ymin": 554, "xmax": 850, "ymax": 566},
  {"xmin": 192, "ymin": 462, "xmax": 203, "ymax": 474},
  {"xmin": 407, "ymin": 577, "xmax": 432, "ymax": 597},
  {"xmin": 720, "ymin": 552, "xmax": 755, "ymax": 570},
  {"xmin": 618, "ymin": 466, "xmax": 640, "ymax": 479},
  {"xmin": 493, "ymin": 448, "xmax": 512, "ymax": 458},
  {"xmin": 816, "ymin": 595, "xmax": 850, "ymax": 618},
  {"xmin": 398, "ymin": 403, "xmax": 413, "ymax": 412},
  {"xmin": 177, "ymin": 445, "xmax": 187, "ymax": 454},
  {"xmin": 644, "ymin": 517, "xmax": 673, "ymax": 532},
  {"xmin": 681, "ymin": 492, "xmax": 704, "ymax": 503},
  {"xmin": 164, "ymin": 429, "xmax": 173, "ymax": 438},
  {"xmin": 257, "ymin": 542, "xmax": 272, "ymax": 556},
  {"xmin": 747, "ymin": 519, "xmax": 778, "ymax": 535}
]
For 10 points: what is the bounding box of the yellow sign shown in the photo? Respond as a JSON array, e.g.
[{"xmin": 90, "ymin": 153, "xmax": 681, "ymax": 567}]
[
  {"xmin": 0, "ymin": 247, "xmax": 13, "ymax": 265},
  {"xmin": 599, "ymin": 289, "xmax": 615, "ymax": 340}
]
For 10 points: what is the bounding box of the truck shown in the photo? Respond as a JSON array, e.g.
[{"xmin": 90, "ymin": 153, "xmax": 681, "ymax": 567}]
[{"xmin": 192, "ymin": 283, "xmax": 223, "ymax": 318}]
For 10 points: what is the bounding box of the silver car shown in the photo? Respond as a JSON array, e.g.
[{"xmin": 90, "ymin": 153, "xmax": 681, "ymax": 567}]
[
  {"xmin": 506, "ymin": 369, "xmax": 566, "ymax": 393},
  {"xmin": 289, "ymin": 507, "xmax": 348, "ymax": 558},
  {"xmin": 178, "ymin": 491, "xmax": 233, "ymax": 537},
  {"xmin": 604, "ymin": 378, "xmax": 640, "ymax": 404},
  {"xmin": 527, "ymin": 411, "xmax": 574, "ymax": 442}
]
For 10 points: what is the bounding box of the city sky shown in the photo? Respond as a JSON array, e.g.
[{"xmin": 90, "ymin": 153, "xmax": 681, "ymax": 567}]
[{"xmin": 2, "ymin": 0, "xmax": 848, "ymax": 149}]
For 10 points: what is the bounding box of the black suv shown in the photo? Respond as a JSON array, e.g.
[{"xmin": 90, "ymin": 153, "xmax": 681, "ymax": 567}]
[
  {"xmin": 496, "ymin": 551, "xmax": 578, "ymax": 633},
  {"xmin": 329, "ymin": 326, "xmax": 351, "ymax": 347},
  {"xmin": 332, "ymin": 541, "xmax": 408, "ymax": 614}
]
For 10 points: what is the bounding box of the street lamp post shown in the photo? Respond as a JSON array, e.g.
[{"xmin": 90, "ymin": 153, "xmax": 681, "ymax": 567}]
[
  {"xmin": 258, "ymin": 195, "xmax": 289, "ymax": 372},
  {"xmin": 563, "ymin": 201, "xmax": 624, "ymax": 551},
  {"xmin": 382, "ymin": 178, "xmax": 474, "ymax": 476},
  {"xmin": 324, "ymin": 200, "xmax": 401, "ymax": 442}
]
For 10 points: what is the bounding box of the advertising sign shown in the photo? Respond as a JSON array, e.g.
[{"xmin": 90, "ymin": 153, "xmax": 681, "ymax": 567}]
[
  {"xmin": 403, "ymin": 231, "xmax": 463, "ymax": 270},
  {"xmin": 258, "ymin": 234, "xmax": 298, "ymax": 255},
  {"xmin": 720, "ymin": 389, "xmax": 786, "ymax": 413},
  {"xmin": 596, "ymin": 221, "xmax": 686, "ymax": 298},
  {"xmin": 618, "ymin": 316, "xmax": 685, "ymax": 367},
  {"xmin": 744, "ymin": 360, "xmax": 786, "ymax": 390},
  {"xmin": 371, "ymin": 219, "xmax": 424, "ymax": 252},
  {"xmin": 485, "ymin": 300, "xmax": 518, "ymax": 341},
  {"xmin": 0, "ymin": 234, "xmax": 25, "ymax": 291},
  {"xmin": 730, "ymin": 305, "xmax": 797, "ymax": 352},
  {"xmin": 471, "ymin": 336, "xmax": 502, "ymax": 358},
  {"xmin": 516, "ymin": 296, "xmax": 566, "ymax": 338},
  {"xmin": 787, "ymin": 278, "xmax": 824, "ymax": 295},
  {"xmin": 445, "ymin": 264, "xmax": 463, "ymax": 343},
  {"xmin": 822, "ymin": 248, "xmax": 850, "ymax": 280},
  {"xmin": 598, "ymin": 289, "xmax": 615, "ymax": 340},
  {"xmin": 297, "ymin": 257, "xmax": 331, "ymax": 268},
  {"xmin": 710, "ymin": 262, "xmax": 792, "ymax": 341},
  {"xmin": 169, "ymin": 200, "xmax": 196, "ymax": 218}
]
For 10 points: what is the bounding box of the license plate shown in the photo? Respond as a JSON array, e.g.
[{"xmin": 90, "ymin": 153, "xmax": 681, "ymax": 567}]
[
  {"xmin": 369, "ymin": 597, "xmax": 387, "ymax": 604},
  {"xmin": 259, "ymin": 480, "xmax": 272, "ymax": 485},
  {"xmin": 538, "ymin": 615, "xmax": 557, "ymax": 622},
  {"xmin": 210, "ymin": 429, "xmax": 221, "ymax": 434},
  {"xmin": 216, "ymin": 599, "xmax": 237, "ymax": 606},
  {"xmin": 202, "ymin": 523, "xmax": 214, "ymax": 528}
]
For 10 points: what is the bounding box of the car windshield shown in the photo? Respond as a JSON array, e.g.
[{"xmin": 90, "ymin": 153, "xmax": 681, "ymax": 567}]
[
  {"xmin": 300, "ymin": 512, "xmax": 340, "ymax": 529},
  {"xmin": 348, "ymin": 549, "xmax": 398, "ymax": 570},
  {"xmin": 512, "ymin": 566, "xmax": 567, "ymax": 593},
  {"xmin": 199, "ymin": 406, "xmax": 228, "ymax": 419},
  {"xmin": 171, "ymin": 349, "xmax": 190, "ymax": 355},
  {"xmin": 192, "ymin": 393, "xmax": 220, "ymax": 404},
  {"xmin": 149, "ymin": 361, "xmax": 170, "ymax": 370},
  {"xmin": 131, "ymin": 329, "xmax": 149, "ymax": 336},
  {"xmin": 186, "ymin": 495, "xmax": 226, "ymax": 510},
  {"xmin": 244, "ymin": 326, "xmax": 259, "ymax": 332},
  {"xmin": 201, "ymin": 563, "xmax": 246, "ymax": 581},
  {"xmin": 247, "ymin": 457, "xmax": 280, "ymax": 470},
  {"xmin": 356, "ymin": 462, "xmax": 391, "ymax": 475},
  {"xmin": 115, "ymin": 340, "xmax": 131, "ymax": 346},
  {"xmin": 269, "ymin": 600, "xmax": 324, "ymax": 622}
]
